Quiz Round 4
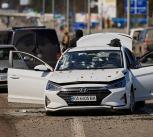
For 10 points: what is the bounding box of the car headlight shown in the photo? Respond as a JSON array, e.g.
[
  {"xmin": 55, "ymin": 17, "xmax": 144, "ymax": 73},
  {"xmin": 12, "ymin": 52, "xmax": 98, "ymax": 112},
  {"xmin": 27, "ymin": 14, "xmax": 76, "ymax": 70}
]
[
  {"xmin": 106, "ymin": 77, "xmax": 126, "ymax": 88},
  {"xmin": 46, "ymin": 81, "xmax": 61, "ymax": 91}
]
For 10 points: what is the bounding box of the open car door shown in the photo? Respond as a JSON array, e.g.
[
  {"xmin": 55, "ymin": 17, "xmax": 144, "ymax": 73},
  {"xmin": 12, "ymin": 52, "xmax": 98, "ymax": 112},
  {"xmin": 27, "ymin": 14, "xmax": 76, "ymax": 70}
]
[
  {"xmin": 8, "ymin": 51, "xmax": 53, "ymax": 104},
  {"xmin": 132, "ymin": 66, "xmax": 153, "ymax": 101},
  {"xmin": 132, "ymin": 51, "xmax": 153, "ymax": 101}
]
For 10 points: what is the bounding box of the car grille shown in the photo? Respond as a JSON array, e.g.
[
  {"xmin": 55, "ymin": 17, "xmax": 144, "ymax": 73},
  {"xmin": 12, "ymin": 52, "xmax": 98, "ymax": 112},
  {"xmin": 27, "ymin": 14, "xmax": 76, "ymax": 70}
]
[{"xmin": 57, "ymin": 87, "xmax": 111, "ymax": 106}]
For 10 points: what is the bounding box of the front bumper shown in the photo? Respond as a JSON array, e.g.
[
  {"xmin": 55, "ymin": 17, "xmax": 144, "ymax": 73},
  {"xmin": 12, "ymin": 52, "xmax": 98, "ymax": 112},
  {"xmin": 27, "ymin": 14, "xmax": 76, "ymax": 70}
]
[
  {"xmin": 45, "ymin": 105, "xmax": 128, "ymax": 112},
  {"xmin": 45, "ymin": 86, "xmax": 130, "ymax": 112}
]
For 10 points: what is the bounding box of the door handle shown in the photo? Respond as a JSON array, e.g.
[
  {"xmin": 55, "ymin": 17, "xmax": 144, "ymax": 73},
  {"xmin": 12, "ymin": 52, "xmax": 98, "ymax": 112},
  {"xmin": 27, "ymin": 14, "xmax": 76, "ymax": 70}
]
[{"xmin": 10, "ymin": 75, "xmax": 20, "ymax": 79}]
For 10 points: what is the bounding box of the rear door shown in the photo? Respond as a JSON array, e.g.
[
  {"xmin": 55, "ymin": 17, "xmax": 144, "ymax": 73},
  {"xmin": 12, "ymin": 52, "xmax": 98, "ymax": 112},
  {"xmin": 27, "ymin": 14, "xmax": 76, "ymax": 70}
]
[{"xmin": 8, "ymin": 51, "xmax": 53, "ymax": 104}]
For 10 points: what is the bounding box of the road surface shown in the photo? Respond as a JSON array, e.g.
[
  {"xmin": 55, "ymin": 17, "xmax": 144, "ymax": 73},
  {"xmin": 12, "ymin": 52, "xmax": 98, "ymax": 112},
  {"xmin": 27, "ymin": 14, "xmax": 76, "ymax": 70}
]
[{"xmin": 0, "ymin": 93, "xmax": 153, "ymax": 137}]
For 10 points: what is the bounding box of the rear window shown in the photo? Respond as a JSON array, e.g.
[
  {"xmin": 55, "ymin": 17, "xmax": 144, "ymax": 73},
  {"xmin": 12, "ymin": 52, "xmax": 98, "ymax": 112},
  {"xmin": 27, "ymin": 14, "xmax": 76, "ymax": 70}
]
[
  {"xmin": 13, "ymin": 29, "xmax": 59, "ymax": 47},
  {"xmin": 13, "ymin": 29, "xmax": 60, "ymax": 67}
]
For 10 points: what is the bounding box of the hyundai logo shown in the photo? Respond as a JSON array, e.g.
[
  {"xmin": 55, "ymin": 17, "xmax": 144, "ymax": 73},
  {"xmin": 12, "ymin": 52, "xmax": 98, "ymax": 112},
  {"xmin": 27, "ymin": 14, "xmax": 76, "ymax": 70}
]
[{"xmin": 79, "ymin": 88, "xmax": 88, "ymax": 93}]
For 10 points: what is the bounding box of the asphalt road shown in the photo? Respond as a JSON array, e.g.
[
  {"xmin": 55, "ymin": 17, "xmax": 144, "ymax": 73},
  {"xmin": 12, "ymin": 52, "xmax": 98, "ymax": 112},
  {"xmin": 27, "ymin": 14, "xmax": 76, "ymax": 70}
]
[{"xmin": 0, "ymin": 91, "xmax": 153, "ymax": 137}]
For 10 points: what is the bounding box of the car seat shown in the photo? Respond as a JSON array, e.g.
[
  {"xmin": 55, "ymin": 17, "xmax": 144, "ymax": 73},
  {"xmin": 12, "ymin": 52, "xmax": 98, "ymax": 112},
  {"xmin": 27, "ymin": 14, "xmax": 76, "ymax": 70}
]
[{"xmin": 108, "ymin": 53, "xmax": 121, "ymax": 67}]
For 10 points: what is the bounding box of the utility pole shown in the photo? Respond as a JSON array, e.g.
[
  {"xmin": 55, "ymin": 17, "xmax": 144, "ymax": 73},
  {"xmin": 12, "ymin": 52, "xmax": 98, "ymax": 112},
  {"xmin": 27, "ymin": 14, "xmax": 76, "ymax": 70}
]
[
  {"xmin": 147, "ymin": 0, "xmax": 149, "ymax": 27},
  {"xmin": 66, "ymin": 0, "xmax": 69, "ymax": 32},
  {"xmin": 87, "ymin": 0, "xmax": 91, "ymax": 34},
  {"xmin": 42, "ymin": 0, "xmax": 45, "ymax": 22},
  {"xmin": 52, "ymin": 0, "xmax": 55, "ymax": 28},
  {"xmin": 99, "ymin": 2, "xmax": 103, "ymax": 31},
  {"xmin": 127, "ymin": 0, "xmax": 130, "ymax": 34}
]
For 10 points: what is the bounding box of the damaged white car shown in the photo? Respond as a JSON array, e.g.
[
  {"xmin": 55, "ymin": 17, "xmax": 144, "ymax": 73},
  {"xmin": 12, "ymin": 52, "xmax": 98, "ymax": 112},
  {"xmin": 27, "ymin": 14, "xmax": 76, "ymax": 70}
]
[{"xmin": 8, "ymin": 33, "xmax": 153, "ymax": 113}]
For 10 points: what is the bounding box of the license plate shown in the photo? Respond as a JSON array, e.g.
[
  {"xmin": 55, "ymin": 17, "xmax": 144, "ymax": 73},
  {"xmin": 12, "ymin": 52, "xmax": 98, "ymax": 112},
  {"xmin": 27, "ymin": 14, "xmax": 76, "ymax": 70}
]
[{"xmin": 71, "ymin": 96, "xmax": 97, "ymax": 102}]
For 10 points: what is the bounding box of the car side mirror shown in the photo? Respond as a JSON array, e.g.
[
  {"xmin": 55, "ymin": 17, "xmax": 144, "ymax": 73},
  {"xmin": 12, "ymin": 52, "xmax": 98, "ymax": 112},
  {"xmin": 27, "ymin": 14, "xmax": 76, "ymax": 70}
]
[{"xmin": 34, "ymin": 65, "xmax": 50, "ymax": 72}]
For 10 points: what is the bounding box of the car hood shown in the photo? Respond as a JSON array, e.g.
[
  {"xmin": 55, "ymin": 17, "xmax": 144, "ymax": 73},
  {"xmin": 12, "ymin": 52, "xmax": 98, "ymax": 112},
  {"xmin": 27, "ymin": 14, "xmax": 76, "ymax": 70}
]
[{"xmin": 50, "ymin": 68, "xmax": 125, "ymax": 84}]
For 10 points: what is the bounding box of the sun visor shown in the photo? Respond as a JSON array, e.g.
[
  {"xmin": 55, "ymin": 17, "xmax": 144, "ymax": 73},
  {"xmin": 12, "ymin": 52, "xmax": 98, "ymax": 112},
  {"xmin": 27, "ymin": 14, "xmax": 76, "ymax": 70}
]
[{"xmin": 77, "ymin": 33, "xmax": 132, "ymax": 51}]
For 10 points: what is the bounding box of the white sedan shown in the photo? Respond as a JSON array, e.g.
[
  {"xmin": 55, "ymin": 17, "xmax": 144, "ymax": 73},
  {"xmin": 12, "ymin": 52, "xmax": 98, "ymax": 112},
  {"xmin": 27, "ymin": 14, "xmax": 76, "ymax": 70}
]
[{"xmin": 7, "ymin": 33, "xmax": 153, "ymax": 113}]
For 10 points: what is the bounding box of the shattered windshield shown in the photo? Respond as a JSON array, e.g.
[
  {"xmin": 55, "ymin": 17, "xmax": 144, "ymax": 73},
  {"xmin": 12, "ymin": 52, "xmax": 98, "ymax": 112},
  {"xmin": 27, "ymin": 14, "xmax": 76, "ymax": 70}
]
[{"xmin": 56, "ymin": 50, "xmax": 123, "ymax": 71}]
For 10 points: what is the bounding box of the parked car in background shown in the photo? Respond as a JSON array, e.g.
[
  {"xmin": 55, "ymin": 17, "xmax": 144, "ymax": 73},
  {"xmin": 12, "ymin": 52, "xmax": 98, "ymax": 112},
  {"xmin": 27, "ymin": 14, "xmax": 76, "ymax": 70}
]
[
  {"xmin": 130, "ymin": 28, "xmax": 144, "ymax": 40},
  {"xmin": 0, "ymin": 45, "xmax": 16, "ymax": 90},
  {"xmin": 7, "ymin": 33, "xmax": 153, "ymax": 114},
  {"xmin": 133, "ymin": 27, "xmax": 153, "ymax": 57},
  {"xmin": 0, "ymin": 26, "xmax": 61, "ymax": 68}
]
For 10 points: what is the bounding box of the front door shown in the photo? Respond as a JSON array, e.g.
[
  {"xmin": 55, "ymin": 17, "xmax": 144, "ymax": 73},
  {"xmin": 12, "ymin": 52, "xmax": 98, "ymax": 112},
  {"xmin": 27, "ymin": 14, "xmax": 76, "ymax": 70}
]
[
  {"xmin": 132, "ymin": 51, "xmax": 153, "ymax": 101},
  {"xmin": 8, "ymin": 51, "xmax": 52, "ymax": 104},
  {"xmin": 132, "ymin": 66, "xmax": 153, "ymax": 101}
]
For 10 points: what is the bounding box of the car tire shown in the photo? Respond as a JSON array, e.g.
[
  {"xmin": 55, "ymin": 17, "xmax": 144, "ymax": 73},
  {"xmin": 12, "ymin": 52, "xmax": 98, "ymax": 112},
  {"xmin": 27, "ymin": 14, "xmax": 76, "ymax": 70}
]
[
  {"xmin": 129, "ymin": 89, "xmax": 135, "ymax": 114},
  {"xmin": 45, "ymin": 111, "xmax": 51, "ymax": 116},
  {"xmin": 46, "ymin": 110, "xmax": 56, "ymax": 116}
]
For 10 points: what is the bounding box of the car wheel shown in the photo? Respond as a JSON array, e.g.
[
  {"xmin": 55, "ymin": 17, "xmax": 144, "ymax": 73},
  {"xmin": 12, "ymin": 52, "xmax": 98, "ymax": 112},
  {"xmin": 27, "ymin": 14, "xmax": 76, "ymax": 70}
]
[
  {"xmin": 46, "ymin": 110, "xmax": 56, "ymax": 116},
  {"xmin": 46, "ymin": 111, "xmax": 51, "ymax": 116},
  {"xmin": 129, "ymin": 90, "xmax": 135, "ymax": 114}
]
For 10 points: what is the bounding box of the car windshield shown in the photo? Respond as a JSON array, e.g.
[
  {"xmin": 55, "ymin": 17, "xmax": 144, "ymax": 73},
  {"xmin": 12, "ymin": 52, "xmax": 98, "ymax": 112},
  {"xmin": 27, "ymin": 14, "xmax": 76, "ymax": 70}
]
[{"xmin": 56, "ymin": 50, "xmax": 123, "ymax": 71}]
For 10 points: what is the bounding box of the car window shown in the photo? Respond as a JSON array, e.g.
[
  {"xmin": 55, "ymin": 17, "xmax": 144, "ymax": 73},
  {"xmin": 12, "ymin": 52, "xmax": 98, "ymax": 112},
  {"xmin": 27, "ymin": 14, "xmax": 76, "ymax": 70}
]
[
  {"xmin": 12, "ymin": 52, "xmax": 45, "ymax": 70},
  {"xmin": 13, "ymin": 30, "xmax": 35, "ymax": 53},
  {"xmin": 139, "ymin": 30, "xmax": 147, "ymax": 42},
  {"xmin": 35, "ymin": 29, "xmax": 60, "ymax": 67},
  {"xmin": 13, "ymin": 29, "xmax": 60, "ymax": 67},
  {"xmin": 124, "ymin": 52, "xmax": 130, "ymax": 68},
  {"xmin": 132, "ymin": 31, "xmax": 142, "ymax": 40},
  {"xmin": 36, "ymin": 29, "xmax": 59, "ymax": 46},
  {"xmin": 124, "ymin": 48, "xmax": 137, "ymax": 68},
  {"xmin": 140, "ymin": 52, "xmax": 153, "ymax": 67},
  {"xmin": 146, "ymin": 29, "xmax": 153, "ymax": 40},
  {"xmin": 56, "ymin": 50, "xmax": 123, "ymax": 71}
]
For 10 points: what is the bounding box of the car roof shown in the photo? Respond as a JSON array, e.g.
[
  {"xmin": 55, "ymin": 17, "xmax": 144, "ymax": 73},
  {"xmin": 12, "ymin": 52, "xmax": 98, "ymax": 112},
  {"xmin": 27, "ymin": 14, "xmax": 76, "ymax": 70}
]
[
  {"xmin": 11, "ymin": 26, "xmax": 56, "ymax": 31},
  {"xmin": 0, "ymin": 27, "xmax": 55, "ymax": 32},
  {"xmin": 77, "ymin": 33, "xmax": 132, "ymax": 51},
  {"xmin": 68, "ymin": 46, "xmax": 121, "ymax": 52},
  {"xmin": 0, "ymin": 45, "xmax": 15, "ymax": 48},
  {"xmin": 12, "ymin": 26, "xmax": 46, "ymax": 30}
]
